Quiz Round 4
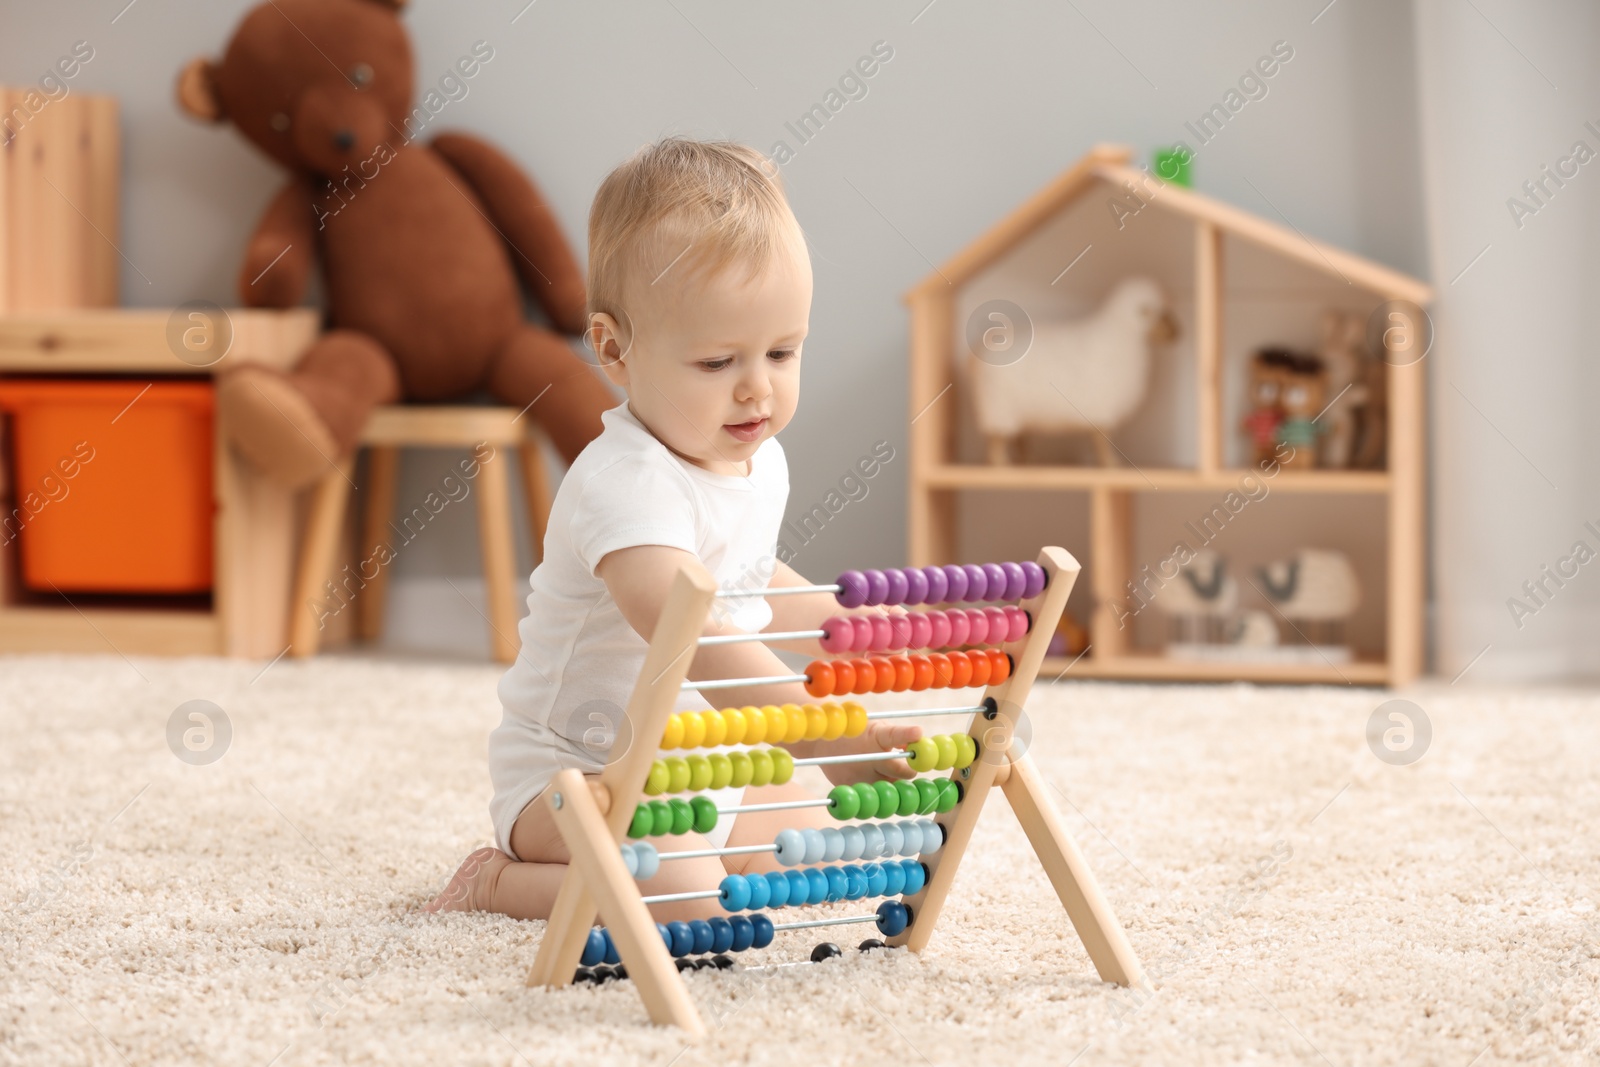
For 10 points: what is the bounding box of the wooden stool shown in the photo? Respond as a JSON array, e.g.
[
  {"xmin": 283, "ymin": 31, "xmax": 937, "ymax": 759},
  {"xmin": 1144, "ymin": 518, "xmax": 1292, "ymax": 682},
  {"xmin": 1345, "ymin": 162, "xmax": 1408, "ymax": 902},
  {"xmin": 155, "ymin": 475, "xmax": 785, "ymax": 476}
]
[{"xmin": 289, "ymin": 406, "xmax": 553, "ymax": 662}]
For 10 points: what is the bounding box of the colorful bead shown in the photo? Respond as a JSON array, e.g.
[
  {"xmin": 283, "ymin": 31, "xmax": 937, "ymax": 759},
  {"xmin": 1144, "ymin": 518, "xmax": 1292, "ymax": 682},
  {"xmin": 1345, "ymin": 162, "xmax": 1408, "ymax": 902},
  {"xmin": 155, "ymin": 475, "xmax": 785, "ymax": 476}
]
[
  {"xmin": 852, "ymin": 781, "xmax": 879, "ymax": 819},
  {"xmin": 691, "ymin": 795, "xmax": 718, "ymax": 834},
  {"xmin": 669, "ymin": 798, "xmax": 695, "ymax": 835},
  {"xmin": 863, "ymin": 862, "xmax": 888, "ymax": 897},
  {"xmin": 989, "ymin": 649, "xmax": 1011, "ymax": 683},
  {"xmin": 876, "ymin": 901, "xmax": 909, "ymax": 937},
  {"xmin": 831, "ymin": 660, "xmax": 855, "ymax": 696},
  {"xmin": 908, "ymin": 612, "xmax": 933, "ymax": 651},
  {"xmin": 746, "ymin": 873, "xmax": 771, "ymax": 910},
  {"xmin": 942, "ymin": 564, "xmax": 968, "ymax": 603},
  {"xmin": 821, "ymin": 827, "xmax": 846, "ymax": 863},
  {"xmin": 663, "ymin": 757, "xmax": 690, "ymax": 794},
  {"xmin": 936, "ymin": 778, "xmax": 960, "ymax": 813},
  {"xmin": 922, "ymin": 565, "xmax": 949, "ymax": 605},
  {"xmin": 928, "ymin": 653, "xmax": 953, "ymax": 688},
  {"xmin": 850, "ymin": 616, "xmax": 872, "ymax": 653},
  {"xmin": 802, "ymin": 829, "xmax": 826, "ymax": 865},
  {"xmin": 765, "ymin": 870, "xmax": 790, "ymax": 908},
  {"xmin": 895, "ymin": 779, "xmax": 920, "ymax": 814},
  {"xmin": 887, "ymin": 613, "xmax": 913, "ymax": 651},
  {"xmin": 920, "ymin": 819, "xmax": 944, "ymax": 854},
  {"xmin": 983, "ymin": 606, "xmax": 1009, "ymax": 645},
  {"xmin": 886, "ymin": 568, "xmax": 909, "ymax": 606},
  {"xmin": 740, "ymin": 706, "xmax": 766, "ymax": 745},
  {"xmin": 952, "ymin": 733, "xmax": 976, "ymax": 770},
  {"xmin": 582, "ymin": 927, "xmax": 606, "ymax": 966},
  {"xmin": 903, "ymin": 860, "xmax": 929, "ymax": 896},
  {"xmin": 661, "ymin": 714, "xmax": 685, "ymax": 750},
  {"xmin": 947, "ymin": 609, "xmax": 970, "ymax": 648},
  {"xmin": 805, "ymin": 868, "xmax": 830, "ymax": 905},
  {"xmin": 967, "ymin": 650, "xmax": 991, "ymax": 689},
  {"xmin": 883, "ymin": 859, "xmax": 906, "ymax": 897},
  {"xmin": 804, "ymin": 661, "xmax": 834, "ymax": 699},
  {"xmin": 634, "ymin": 842, "xmax": 660, "ymax": 880},
  {"xmin": 904, "ymin": 566, "xmax": 929, "ymax": 605},
  {"xmin": 690, "ymin": 920, "xmax": 714, "ymax": 955},
  {"xmin": 709, "ymin": 916, "xmax": 734, "ymax": 954},
  {"xmin": 850, "ymin": 658, "xmax": 875, "ymax": 695},
  {"xmin": 965, "ymin": 608, "xmax": 988, "ymax": 646},
  {"xmin": 820, "ymin": 616, "xmax": 854, "ymax": 655},
  {"xmin": 761, "ymin": 705, "xmax": 787, "ymax": 741},
  {"xmin": 603, "ymin": 929, "xmax": 621, "ymax": 965},
  {"xmin": 879, "ymin": 821, "xmax": 903, "ymax": 857},
  {"xmin": 1020, "ymin": 560, "xmax": 1046, "ymax": 598},
  {"xmin": 786, "ymin": 869, "xmax": 809, "ymax": 905},
  {"xmin": 828, "ymin": 784, "xmax": 860, "ymax": 820},
  {"xmin": 963, "ymin": 563, "xmax": 989, "ymax": 601},
  {"xmin": 650, "ymin": 800, "xmax": 674, "ymax": 836},
  {"xmin": 898, "ymin": 820, "xmax": 921, "ymax": 856},
  {"xmin": 720, "ymin": 707, "xmax": 747, "ymax": 745},
  {"xmin": 1000, "ymin": 561, "xmax": 1026, "ymax": 601},
  {"xmin": 730, "ymin": 915, "xmax": 755, "ymax": 952},
  {"xmin": 843, "ymin": 865, "xmax": 867, "ymax": 900},
  {"xmin": 864, "ymin": 569, "xmax": 889, "ymax": 606},
  {"xmin": 948, "ymin": 652, "xmax": 973, "ymax": 690},
  {"xmin": 804, "ymin": 704, "xmax": 827, "ymax": 741},
  {"xmin": 844, "ymin": 702, "xmax": 869, "ymax": 737},
  {"xmin": 859, "ymin": 823, "xmax": 885, "ymax": 859},
  {"xmin": 708, "ymin": 753, "xmax": 733, "ymax": 790},
  {"xmin": 770, "ymin": 747, "xmax": 795, "ymax": 785},
  {"xmin": 774, "ymin": 828, "xmax": 805, "ymax": 866},
  {"xmin": 644, "ymin": 761, "xmax": 669, "ymax": 796},
  {"xmin": 934, "ymin": 735, "xmax": 957, "ymax": 771},
  {"xmin": 891, "ymin": 658, "xmax": 915, "ymax": 691},
  {"xmin": 749, "ymin": 748, "xmax": 774, "ymax": 787},
  {"xmin": 873, "ymin": 779, "xmax": 899, "ymax": 817},
  {"xmin": 719, "ymin": 874, "xmax": 751, "ymax": 911},
  {"xmin": 909, "ymin": 655, "xmax": 934, "ymax": 690},
  {"xmin": 840, "ymin": 824, "xmax": 865, "ymax": 861},
  {"xmin": 1006, "ymin": 606, "xmax": 1028, "ymax": 643},
  {"xmin": 823, "ymin": 703, "xmax": 848, "ymax": 740},
  {"xmin": 979, "ymin": 566, "xmax": 1004, "ymax": 601},
  {"xmin": 836, "ymin": 570, "xmax": 868, "ymax": 609},
  {"xmin": 667, "ymin": 920, "xmax": 694, "ymax": 957},
  {"xmin": 751, "ymin": 913, "xmax": 775, "ymax": 949},
  {"xmin": 869, "ymin": 657, "xmax": 894, "ymax": 694},
  {"xmin": 629, "ymin": 805, "xmax": 654, "ymax": 839},
  {"xmin": 825, "ymin": 866, "xmax": 848, "ymax": 902},
  {"xmin": 914, "ymin": 778, "xmax": 940, "ymax": 815},
  {"xmin": 728, "ymin": 751, "xmax": 753, "ymax": 788},
  {"xmin": 686, "ymin": 755, "xmax": 712, "ymax": 792},
  {"xmin": 680, "ymin": 713, "xmax": 706, "ymax": 750}
]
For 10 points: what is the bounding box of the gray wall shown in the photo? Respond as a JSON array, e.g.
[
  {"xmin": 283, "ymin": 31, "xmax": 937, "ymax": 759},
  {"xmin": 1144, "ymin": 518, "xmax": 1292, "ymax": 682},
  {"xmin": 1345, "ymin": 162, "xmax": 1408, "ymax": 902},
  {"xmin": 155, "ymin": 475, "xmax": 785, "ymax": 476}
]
[{"xmin": 1, "ymin": 0, "xmax": 1432, "ymax": 661}]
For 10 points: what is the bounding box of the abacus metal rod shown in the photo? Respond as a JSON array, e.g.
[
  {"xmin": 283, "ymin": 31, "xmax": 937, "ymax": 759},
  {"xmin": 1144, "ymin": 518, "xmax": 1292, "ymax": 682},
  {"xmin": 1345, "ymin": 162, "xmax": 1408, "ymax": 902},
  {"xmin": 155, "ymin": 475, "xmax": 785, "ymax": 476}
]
[
  {"xmin": 717, "ymin": 798, "xmax": 832, "ymax": 815},
  {"xmin": 716, "ymin": 584, "xmax": 840, "ymax": 598},
  {"xmin": 640, "ymin": 889, "xmax": 723, "ymax": 905},
  {"xmin": 697, "ymin": 629, "xmax": 824, "ymax": 646},
  {"xmin": 686, "ymin": 673, "xmax": 808, "ymax": 690},
  {"xmin": 868, "ymin": 704, "xmax": 986, "ymax": 719},
  {"xmin": 791, "ymin": 749, "xmax": 910, "ymax": 767},
  {"xmin": 772, "ymin": 914, "xmax": 879, "ymax": 932},
  {"xmin": 656, "ymin": 843, "xmax": 775, "ymax": 861}
]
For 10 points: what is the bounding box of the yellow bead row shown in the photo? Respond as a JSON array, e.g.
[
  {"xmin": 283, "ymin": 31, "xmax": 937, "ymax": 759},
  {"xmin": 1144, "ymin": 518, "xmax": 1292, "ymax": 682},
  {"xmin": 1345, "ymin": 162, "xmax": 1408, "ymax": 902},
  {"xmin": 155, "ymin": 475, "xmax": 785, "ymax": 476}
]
[{"xmin": 660, "ymin": 702, "xmax": 868, "ymax": 750}]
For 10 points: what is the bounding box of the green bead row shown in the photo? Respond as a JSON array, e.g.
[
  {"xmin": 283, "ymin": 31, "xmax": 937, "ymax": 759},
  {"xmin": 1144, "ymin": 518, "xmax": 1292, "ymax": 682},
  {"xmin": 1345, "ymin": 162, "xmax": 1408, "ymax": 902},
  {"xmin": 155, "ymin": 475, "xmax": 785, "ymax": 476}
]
[
  {"xmin": 627, "ymin": 795, "xmax": 720, "ymax": 839},
  {"xmin": 642, "ymin": 748, "xmax": 796, "ymax": 796},
  {"xmin": 826, "ymin": 776, "xmax": 960, "ymax": 821}
]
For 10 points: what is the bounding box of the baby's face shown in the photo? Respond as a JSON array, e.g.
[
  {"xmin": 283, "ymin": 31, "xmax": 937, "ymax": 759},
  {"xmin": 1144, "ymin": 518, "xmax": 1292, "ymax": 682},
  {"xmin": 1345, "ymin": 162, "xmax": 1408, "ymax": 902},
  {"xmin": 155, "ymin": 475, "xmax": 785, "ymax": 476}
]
[{"xmin": 597, "ymin": 239, "xmax": 811, "ymax": 477}]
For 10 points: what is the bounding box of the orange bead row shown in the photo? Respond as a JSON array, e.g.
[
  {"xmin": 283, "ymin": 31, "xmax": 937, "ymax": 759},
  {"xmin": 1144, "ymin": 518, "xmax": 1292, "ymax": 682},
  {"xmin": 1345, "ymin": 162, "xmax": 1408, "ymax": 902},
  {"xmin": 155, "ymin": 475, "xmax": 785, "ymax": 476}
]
[{"xmin": 802, "ymin": 649, "xmax": 1011, "ymax": 698}]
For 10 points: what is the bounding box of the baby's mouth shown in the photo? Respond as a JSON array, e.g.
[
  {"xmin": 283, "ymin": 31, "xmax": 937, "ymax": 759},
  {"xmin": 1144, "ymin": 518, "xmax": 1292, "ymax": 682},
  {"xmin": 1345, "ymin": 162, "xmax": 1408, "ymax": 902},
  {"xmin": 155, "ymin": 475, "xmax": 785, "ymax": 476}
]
[{"xmin": 724, "ymin": 417, "xmax": 768, "ymax": 442}]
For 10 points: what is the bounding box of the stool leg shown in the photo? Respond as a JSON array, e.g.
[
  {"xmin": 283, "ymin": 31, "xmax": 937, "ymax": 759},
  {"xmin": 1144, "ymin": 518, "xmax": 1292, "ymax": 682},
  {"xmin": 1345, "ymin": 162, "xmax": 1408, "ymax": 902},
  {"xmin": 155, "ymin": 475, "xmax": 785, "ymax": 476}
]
[
  {"xmin": 290, "ymin": 462, "xmax": 355, "ymax": 658},
  {"xmin": 357, "ymin": 446, "xmax": 400, "ymax": 643},
  {"xmin": 518, "ymin": 435, "xmax": 552, "ymax": 566},
  {"xmin": 475, "ymin": 447, "xmax": 520, "ymax": 663}
]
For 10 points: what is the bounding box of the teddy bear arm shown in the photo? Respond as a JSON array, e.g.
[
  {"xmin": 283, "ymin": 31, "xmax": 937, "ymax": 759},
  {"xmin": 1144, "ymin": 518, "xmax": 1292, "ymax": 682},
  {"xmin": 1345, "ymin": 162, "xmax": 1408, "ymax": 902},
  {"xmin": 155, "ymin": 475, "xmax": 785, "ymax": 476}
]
[
  {"xmin": 429, "ymin": 131, "xmax": 588, "ymax": 335},
  {"xmin": 238, "ymin": 180, "xmax": 317, "ymax": 309}
]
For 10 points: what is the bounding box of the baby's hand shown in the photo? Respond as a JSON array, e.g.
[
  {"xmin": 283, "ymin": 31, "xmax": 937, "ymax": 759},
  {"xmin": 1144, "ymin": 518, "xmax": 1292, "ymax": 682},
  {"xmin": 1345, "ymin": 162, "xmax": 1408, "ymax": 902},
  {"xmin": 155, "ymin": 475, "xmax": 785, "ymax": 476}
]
[{"xmin": 819, "ymin": 720, "xmax": 923, "ymax": 787}]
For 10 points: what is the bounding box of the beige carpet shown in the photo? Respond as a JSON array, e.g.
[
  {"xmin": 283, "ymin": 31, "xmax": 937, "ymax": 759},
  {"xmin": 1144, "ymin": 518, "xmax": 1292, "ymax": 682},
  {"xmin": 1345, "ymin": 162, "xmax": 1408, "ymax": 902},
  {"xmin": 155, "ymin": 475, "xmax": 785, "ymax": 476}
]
[{"xmin": 4, "ymin": 653, "xmax": 1599, "ymax": 1066}]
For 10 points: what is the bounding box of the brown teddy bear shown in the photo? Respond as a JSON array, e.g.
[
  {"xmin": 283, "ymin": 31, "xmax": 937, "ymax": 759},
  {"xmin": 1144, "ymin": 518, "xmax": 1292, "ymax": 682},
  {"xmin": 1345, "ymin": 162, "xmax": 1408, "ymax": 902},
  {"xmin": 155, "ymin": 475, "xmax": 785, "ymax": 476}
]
[{"xmin": 176, "ymin": 0, "xmax": 613, "ymax": 488}]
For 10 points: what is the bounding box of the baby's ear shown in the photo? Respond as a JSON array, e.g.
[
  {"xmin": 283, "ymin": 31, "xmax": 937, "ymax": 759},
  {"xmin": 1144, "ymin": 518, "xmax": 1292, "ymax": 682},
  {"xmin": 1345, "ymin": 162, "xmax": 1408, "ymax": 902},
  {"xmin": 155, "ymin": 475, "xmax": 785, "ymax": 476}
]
[{"xmin": 176, "ymin": 58, "xmax": 225, "ymax": 123}]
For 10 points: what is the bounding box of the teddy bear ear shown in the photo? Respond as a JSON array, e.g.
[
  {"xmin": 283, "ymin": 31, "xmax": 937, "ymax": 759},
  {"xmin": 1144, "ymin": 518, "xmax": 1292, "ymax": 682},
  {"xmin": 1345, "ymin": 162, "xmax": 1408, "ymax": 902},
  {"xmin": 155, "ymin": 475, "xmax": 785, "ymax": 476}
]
[{"xmin": 177, "ymin": 57, "xmax": 225, "ymax": 123}]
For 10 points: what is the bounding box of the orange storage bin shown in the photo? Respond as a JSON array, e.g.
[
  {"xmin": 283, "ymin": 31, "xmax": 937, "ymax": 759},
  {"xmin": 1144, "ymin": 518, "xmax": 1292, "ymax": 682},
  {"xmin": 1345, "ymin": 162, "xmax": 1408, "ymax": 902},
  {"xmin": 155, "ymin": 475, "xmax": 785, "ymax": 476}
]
[{"xmin": 0, "ymin": 379, "xmax": 215, "ymax": 593}]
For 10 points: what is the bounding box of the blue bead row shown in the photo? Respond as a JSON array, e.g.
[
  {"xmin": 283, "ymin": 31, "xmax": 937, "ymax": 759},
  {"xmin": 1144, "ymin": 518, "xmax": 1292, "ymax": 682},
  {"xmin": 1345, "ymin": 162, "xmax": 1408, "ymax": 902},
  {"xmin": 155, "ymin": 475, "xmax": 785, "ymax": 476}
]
[
  {"xmin": 583, "ymin": 900, "xmax": 914, "ymax": 966},
  {"xmin": 717, "ymin": 858, "xmax": 928, "ymax": 912}
]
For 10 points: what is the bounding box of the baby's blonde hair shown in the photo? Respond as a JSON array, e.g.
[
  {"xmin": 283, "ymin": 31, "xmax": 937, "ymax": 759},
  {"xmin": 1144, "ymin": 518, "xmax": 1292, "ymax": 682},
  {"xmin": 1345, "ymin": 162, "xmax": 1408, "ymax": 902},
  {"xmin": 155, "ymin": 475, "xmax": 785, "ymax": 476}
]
[{"xmin": 587, "ymin": 136, "xmax": 805, "ymax": 336}]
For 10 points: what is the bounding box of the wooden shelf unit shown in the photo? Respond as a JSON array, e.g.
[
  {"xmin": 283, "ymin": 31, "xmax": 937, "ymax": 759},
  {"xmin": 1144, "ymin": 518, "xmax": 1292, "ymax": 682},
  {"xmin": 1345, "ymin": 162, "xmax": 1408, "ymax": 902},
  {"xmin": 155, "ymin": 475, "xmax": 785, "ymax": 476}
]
[
  {"xmin": 0, "ymin": 309, "xmax": 317, "ymax": 657},
  {"xmin": 905, "ymin": 144, "xmax": 1432, "ymax": 687}
]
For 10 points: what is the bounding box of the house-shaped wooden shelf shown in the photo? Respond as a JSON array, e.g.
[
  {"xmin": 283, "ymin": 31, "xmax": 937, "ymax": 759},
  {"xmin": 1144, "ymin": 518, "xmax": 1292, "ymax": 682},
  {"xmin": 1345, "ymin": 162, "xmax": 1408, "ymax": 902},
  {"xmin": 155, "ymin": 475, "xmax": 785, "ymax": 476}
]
[{"xmin": 905, "ymin": 143, "xmax": 1431, "ymax": 686}]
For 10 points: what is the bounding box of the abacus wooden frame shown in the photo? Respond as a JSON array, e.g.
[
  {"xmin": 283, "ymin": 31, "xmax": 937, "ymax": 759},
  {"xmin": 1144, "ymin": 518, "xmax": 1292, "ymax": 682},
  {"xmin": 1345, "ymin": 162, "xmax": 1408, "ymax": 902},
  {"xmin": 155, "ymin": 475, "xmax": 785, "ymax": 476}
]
[{"xmin": 525, "ymin": 546, "xmax": 1143, "ymax": 1036}]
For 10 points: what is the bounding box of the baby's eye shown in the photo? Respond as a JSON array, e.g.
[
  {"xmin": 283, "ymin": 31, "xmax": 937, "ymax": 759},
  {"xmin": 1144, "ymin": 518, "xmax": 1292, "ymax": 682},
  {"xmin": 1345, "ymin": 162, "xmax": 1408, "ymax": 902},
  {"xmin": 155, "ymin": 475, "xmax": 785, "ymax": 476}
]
[
  {"xmin": 768, "ymin": 349, "xmax": 795, "ymax": 361},
  {"xmin": 700, "ymin": 358, "xmax": 733, "ymax": 371}
]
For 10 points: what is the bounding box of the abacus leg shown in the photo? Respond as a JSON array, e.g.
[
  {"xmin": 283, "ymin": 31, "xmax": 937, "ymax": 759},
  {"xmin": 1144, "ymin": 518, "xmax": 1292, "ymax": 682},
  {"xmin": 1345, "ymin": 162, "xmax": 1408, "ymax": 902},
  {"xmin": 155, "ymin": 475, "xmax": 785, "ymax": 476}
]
[{"xmin": 1001, "ymin": 753, "xmax": 1144, "ymax": 988}]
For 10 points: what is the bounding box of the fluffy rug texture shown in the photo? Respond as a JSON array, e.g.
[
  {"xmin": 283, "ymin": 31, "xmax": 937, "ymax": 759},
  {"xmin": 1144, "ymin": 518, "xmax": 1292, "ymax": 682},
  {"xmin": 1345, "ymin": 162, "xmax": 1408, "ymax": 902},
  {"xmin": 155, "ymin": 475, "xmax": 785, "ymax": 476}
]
[{"xmin": 3, "ymin": 653, "xmax": 1599, "ymax": 1066}]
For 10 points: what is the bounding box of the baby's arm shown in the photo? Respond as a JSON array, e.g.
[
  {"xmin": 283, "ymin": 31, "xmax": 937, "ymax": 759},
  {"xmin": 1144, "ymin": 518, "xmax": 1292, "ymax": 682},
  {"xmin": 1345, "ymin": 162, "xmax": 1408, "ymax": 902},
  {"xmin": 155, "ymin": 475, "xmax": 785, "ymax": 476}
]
[{"xmin": 596, "ymin": 546, "xmax": 918, "ymax": 784}]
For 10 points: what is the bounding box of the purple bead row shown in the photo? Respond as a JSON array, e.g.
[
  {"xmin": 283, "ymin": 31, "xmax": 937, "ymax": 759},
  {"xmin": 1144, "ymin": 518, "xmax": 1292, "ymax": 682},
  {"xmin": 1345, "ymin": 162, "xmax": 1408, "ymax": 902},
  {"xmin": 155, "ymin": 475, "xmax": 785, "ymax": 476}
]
[{"xmin": 834, "ymin": 561, "xmax": 1046, "ymax": 609}]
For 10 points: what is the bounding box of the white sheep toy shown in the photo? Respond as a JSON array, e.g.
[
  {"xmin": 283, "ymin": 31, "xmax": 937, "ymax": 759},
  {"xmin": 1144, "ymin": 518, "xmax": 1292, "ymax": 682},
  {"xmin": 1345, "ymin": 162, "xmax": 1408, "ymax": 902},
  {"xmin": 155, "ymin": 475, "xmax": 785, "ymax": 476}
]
[
  {"xmin": 1254, "ymin": 548, "xmax": 1361, "ymax": 645},
  {"xmin": 969, "ymin": 275, "xmax": 1178, "ymax": 466},
  {"xmin": 1158, "ymin": 549, "xmax": 1238, "ymax": 643}
]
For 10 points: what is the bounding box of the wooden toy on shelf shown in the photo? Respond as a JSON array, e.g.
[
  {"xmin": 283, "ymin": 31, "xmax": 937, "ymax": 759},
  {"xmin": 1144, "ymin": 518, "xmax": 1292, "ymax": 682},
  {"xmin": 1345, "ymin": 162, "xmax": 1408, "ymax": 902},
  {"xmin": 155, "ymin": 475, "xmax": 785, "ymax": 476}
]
[
  {"xmin": 1240, "ymin": 348, "xmax": 1295, "ymax": 467},
  {"xmin": 525, "ymin": 549, "xmax": 1144, "ymax": 1037},
  {"xmin": 1273, "ymin": 353, "xmax": 1327, "ymax": 470},
  {"xmin": 1317, "ymin": 310, "xmax": 1377, "ymax": 470}
]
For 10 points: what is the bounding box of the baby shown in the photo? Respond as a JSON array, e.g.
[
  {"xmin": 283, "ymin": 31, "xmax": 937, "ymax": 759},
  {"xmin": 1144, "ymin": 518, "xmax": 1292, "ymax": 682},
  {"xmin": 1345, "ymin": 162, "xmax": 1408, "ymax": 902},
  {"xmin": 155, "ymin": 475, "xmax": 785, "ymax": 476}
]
[{"xmin": 427, "ymin": 136, "xmax": 920, "ymax": 923}]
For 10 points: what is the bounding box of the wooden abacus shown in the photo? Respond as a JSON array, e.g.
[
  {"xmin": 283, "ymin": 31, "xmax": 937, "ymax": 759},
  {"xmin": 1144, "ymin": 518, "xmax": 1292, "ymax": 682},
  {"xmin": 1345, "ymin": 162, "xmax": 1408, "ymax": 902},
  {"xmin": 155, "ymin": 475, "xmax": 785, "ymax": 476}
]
[{"xmin": 525, "ymin": 547, "xmax": 1143, "ymax": 1036}]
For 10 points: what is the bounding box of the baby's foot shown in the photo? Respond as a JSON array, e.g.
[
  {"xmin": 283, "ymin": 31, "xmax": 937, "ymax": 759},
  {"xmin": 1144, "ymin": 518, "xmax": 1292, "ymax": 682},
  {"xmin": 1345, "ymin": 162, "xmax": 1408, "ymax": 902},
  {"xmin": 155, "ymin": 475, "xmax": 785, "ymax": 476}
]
[{"xmin": 424, "ymin": 846, "xmax": 512, "ymax": 914}]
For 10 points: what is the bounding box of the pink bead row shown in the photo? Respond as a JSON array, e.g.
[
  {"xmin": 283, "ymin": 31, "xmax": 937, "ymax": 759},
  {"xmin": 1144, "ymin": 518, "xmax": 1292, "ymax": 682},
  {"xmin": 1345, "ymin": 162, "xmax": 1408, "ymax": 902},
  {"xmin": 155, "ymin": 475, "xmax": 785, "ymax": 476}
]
[{"xmin": 819, "ymin": 606, "xmax": 1030, "ymax": 655}]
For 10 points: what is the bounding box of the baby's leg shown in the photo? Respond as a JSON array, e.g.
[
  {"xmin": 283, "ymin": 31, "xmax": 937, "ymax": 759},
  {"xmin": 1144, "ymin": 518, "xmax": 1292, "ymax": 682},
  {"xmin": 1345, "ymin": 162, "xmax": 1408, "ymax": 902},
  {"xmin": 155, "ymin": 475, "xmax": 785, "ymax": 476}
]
[{"xmin": 429, "ymin": 777, "xmax": 743, "ymax": 924}]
